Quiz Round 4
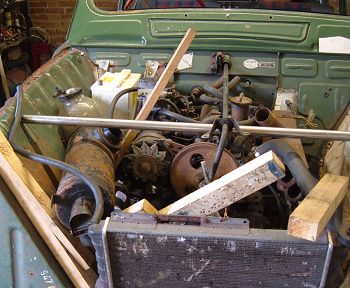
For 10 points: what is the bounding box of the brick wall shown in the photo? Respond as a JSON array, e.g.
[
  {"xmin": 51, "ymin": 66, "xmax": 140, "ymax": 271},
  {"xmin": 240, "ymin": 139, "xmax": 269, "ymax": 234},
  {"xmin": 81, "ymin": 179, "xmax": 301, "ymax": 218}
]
[
  {"xmin": 28, "ymin": 0, "xmax": 77, "ymax": 47},
  {"xmin": 27, "ymin": 0, "xmax": 117, "ymax": 46},
  {"xmin": 28, "ymin": 0, "xmax": 350, "ymax": 47}
]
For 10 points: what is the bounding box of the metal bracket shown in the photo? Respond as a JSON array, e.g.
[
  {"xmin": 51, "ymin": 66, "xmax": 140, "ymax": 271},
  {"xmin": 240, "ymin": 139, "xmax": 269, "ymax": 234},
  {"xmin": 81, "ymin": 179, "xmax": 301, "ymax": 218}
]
[{"xmin": 111, "ymin": 211, "xmax": 250, "ymax": 234}]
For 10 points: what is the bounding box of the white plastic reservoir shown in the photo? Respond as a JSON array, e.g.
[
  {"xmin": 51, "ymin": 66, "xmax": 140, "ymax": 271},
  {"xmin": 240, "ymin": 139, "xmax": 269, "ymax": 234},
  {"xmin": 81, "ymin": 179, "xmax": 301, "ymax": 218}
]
[{"xmin": 91, "ymin": 69, "xmax": 141, "ymax": 119}]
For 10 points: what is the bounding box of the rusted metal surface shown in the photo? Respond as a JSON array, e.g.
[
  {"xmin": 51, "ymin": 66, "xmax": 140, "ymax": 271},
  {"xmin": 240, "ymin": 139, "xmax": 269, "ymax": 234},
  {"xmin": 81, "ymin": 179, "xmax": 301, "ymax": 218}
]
[
  {"xmin": 170, "ymin": 142, "xmax": 238, "ymax": 197},
  {"xmin": 54, "ymin": 128, "xmax": 116, "ymax": 230},
  {"xmin": 0, "ymin": 48, "xmax": 95, "ymax": 198},
  {"xmin": 255, "ymin": 107, "xmax": 284, "ymax": 127},
  {"xmin": 230, "ymin": 93, "xmax": 252, "ymax": 121}
]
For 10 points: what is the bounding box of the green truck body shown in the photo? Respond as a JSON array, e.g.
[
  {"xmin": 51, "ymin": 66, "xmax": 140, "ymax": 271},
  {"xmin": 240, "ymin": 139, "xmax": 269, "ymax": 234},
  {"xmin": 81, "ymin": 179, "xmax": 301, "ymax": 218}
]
[{"xmin": 0, "ymin": 1, "xmax": 349, "ymax": 286}]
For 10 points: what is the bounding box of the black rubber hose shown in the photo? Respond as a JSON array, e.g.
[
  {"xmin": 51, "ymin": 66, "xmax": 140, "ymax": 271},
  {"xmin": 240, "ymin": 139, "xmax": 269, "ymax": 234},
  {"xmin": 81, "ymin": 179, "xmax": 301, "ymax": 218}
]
[
  {"xmin": 198, "ymin": 94, "xmax": 220, "ymax": 105},
  {"xmin": 8, "ymin": 86, "xmax": 104, "ymax": 228},
  {"xmin": 201, "ymin": 115, "xmax": 256, "ymax": 126},
  {"xmin": 256, "ymin": 139, "xmax": 318, "ymax": 195},
  {"xmin": 156, "ymin": 109, "xmax": 199, "ymax": 123},
  {"xmin": 203, "ymin": 76, "xmax": 242, "ymax": 100},
  {"xmin": 157, "ymin": 98, "xmax": 182, "ymax": 114},
  {"xmin": 220, "ymin": 76, "xmax": 241, "ymax": 92},
  {"xmin": 208, "ymin": 124, "xmax": 228, "ymax": 181},
  {"xmin": 108, "ymin": 87, "xmax": 139, "ymax": 119},
  {"xmin": 203, "ymin": 84, "xmax": 223, "ymax": 100},
  {"xmin": 209, "ymin": 76, "xmax": 224, "ymax": 89},
  {"xmin": 208, "ymin": 62, "xmax": 230, "ymax": 182}
]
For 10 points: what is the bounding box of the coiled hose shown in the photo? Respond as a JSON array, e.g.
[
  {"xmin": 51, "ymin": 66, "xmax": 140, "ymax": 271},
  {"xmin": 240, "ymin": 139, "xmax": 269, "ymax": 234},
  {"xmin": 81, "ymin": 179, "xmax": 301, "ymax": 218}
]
[{"xmin": 8, "ymin": 86, "xmax": 104, "ymax": 232}]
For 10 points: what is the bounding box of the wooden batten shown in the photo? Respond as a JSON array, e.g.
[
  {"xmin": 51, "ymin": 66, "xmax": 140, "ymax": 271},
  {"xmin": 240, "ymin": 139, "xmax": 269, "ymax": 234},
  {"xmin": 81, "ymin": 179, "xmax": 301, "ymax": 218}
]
[
  {"xmin": 123, "ymin": 199, "xmax": 158, "ymax": 214},
  {"xmin": 0, "ymin": 131, "xmax": 97, "ymax": 286},
  {"xmin": 115, "ymin": 28, "xmax": 197, "ymax": 166},
  {"xmin": 160, "ymin": 151, "xmax": 285, "ymax": 216},
  {"xmin": 288, "ymin": 173, "xmax": 349, "ymax": 241}
]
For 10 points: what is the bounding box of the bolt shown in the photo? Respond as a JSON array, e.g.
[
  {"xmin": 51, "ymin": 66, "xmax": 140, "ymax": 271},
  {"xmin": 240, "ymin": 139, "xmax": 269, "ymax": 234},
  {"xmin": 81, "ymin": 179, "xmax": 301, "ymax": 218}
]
[{"xmin": 140, "ymin": 162, "xmax": 152, "ymax": 173}]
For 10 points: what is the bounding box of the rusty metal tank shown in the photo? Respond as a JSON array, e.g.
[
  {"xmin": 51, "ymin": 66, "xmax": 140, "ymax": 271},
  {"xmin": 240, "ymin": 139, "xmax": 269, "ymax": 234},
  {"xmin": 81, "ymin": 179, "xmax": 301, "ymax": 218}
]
[{"xmin": 53, "ymin": 127, "xmax": 117, "ymax": 233}]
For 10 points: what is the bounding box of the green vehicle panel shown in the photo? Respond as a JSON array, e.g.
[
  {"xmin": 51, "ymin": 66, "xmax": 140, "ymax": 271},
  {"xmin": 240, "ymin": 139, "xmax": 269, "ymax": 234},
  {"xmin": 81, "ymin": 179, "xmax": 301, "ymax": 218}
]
[{"xmin": 0, "ymin": 0, "xmax": 349, "ymax": 286}]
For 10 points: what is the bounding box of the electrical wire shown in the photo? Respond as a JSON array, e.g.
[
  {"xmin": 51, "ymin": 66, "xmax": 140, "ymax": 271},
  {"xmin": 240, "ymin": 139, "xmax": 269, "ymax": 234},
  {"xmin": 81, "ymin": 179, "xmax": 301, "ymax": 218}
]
[
  {"xmin": 8, "ymin": 85, "xmax": 104, "ymax": 233},
  {"xmin": 268, "ymin": 184, "xmax": 288, "ymax": 228}
]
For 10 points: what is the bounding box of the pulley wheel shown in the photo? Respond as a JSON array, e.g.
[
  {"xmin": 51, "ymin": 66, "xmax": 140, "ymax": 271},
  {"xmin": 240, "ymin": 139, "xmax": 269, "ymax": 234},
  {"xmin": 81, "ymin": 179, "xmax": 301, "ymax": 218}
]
[{"xmin": 170, "ymin": 142, "xmax": 238, "ymax": 198}]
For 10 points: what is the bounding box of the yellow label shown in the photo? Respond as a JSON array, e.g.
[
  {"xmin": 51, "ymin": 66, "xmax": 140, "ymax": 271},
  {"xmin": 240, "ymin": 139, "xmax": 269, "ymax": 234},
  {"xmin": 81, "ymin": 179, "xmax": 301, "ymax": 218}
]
[{"xmin": 102, "ymin": 76, "xmax": 115, "ymax": 83}]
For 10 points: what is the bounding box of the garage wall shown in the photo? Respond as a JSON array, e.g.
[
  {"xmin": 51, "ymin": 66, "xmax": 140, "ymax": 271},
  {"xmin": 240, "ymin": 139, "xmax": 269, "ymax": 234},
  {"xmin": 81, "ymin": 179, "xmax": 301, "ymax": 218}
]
[
  {"xmin": 28, "ymin": 0, "xmax": 76, "ymax": 47},
  {"xmin": 27, "ymin": 0, "xmax": 350, "ymax": 47}
]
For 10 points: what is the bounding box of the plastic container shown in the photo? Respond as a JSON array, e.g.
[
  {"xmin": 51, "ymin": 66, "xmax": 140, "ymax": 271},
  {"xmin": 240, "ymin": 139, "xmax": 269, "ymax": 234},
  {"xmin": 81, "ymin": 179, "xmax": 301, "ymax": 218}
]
[
  {"xmin": 91, "ymin": 69, "xmax": 141, "ymax": 119},
  {"xmin": 55, "ymin": 87, "xmax": 100, "ymax": 138}
]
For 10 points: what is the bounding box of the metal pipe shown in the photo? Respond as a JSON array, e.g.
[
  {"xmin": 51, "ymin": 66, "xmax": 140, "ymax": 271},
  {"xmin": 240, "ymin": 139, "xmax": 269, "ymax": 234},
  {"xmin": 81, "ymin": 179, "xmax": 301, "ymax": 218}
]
[
  {"xmin": 255, "ymin": 107, "xmax": 284, "ymax": 127},
  {"xmin": 22, "ymin": 115, "xmax": 350, "ymax": 141}
]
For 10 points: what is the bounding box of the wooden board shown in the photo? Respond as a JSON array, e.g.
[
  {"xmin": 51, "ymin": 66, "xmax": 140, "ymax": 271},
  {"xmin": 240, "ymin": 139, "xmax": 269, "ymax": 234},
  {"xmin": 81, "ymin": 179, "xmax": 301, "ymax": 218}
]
[
  {"xmin": 0, "ymin": 131, "xmax": 97, "ymax": 284},
  {"xmin": 159, "ymin": 151, "xmax": 285, "ymax": 216},
  {"xmin": 324, "ymin": 111, "xmax": 350, "ymax": 176},
  {"xmin": 123, "ymin": 199, "xmax": 158, "ymax": 214},
  {"xmin": 115, "ymin": 28, "xmax": 197, "ymax": 166},
  {"xmin": 0, "ymin": 151, "xmax": 92, "ymax": 288},
  {"xmin": 288, "ymin": 173, "xmax": 349, "ymax": 241}
]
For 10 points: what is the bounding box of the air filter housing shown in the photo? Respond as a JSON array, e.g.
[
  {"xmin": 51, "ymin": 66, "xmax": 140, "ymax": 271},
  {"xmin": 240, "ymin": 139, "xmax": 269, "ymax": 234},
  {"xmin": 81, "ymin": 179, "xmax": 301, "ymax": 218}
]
[{"xmin": 89, "ymin": 211, "xmax": 332, "ymax": 288}]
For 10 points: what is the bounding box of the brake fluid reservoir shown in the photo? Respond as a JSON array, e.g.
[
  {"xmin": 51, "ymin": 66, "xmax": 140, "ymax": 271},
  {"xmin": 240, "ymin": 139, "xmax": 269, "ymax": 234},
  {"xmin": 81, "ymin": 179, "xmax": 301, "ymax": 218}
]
[
  {"xmin": 91, "ymin": 69, "xmax": 141, "ymax": 119},
  {"xmin": 55, "ymin": 87, "xmax": 100, "ymax": 139}
]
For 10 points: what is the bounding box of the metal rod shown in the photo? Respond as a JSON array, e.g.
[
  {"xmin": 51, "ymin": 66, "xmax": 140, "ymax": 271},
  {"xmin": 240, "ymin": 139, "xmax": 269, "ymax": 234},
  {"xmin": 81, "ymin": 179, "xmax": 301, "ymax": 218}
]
[{"xmin": 22, "ymin": 115, "xmax": 350, "ymax": 141}]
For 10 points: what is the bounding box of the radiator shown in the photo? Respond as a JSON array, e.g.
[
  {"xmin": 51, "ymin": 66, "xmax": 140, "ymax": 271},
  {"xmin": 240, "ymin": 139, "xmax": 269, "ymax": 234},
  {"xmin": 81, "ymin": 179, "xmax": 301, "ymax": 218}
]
[{"xmin": 89, "ymin": 211, "xmax": 332, "ymax": 288}]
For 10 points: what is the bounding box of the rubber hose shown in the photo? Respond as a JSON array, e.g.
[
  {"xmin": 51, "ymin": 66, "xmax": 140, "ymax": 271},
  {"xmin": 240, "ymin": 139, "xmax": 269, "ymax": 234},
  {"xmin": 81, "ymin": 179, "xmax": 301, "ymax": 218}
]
[
  {"xmin": 219, "ymin": 76, "xmax": 241, "ymax": 92},
  {"xmin": 8, "ymin": 85, "xmax": 104, "ymax": 228},
  {"xmin": 255, "ymin": 139, "xmax": 318, "ymax": 195},
  {"xmin": 156, "ymin": 98, "xmax": 182, "ymax": 114},
  {"xmin": 156, "ymin": 109, "xmax": 199, "ymax": 123},
  {"xmin": 203, "ymin": 76, "xmax": 242, "ymax": 100},
  {"xmin": 198, "ymin": 94, "xmax": 220, "ymax": 105},
  {"xmin": 209, "ymin": 76, "xmax": 224, "ymax": 89},
  {"xmin": 203, "ymin": 84, "xmax": 223, "ymax": 99},
  {"xmin": 208, "ymin": 124, "xmax": 228, "ymax": 181},
  {"xmin": 208, "ymin": 63, "xmax": 230, "ymax": 182},
  {"xmin": 108, "ymin": 87, "xmax": 139, "ymax": 119}
]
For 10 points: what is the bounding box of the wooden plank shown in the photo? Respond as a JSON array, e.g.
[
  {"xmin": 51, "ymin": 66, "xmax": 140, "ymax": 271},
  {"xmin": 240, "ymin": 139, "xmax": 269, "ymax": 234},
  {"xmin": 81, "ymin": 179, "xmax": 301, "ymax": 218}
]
[
  {"xmin": 0, "ymin": 55, "xmax": 10, "ymax": 99},
  {"xmin": 0, "ymin": 152, "xmax": 91, "ymax": 288},
  {"xmin": 288, "ymin": 173, "xmax": 349, "ymax": 241},
  {"xmin": 324, "ymin": 112, "xmax": 350, "ymax": 176},
  {"xmin": 159, "ymin": 151, "xmax": 285, "ymax": 216},
  {"xmin": 123, "ymin": 199, "xmax": 158, "ymax": 214},
  {"xmin": 115, "ymin": 28, "xmax": 197, "ymax": 166},
  {"xmin": 0, "ymin": 131, "xmax": 96, "ymax": 275}
]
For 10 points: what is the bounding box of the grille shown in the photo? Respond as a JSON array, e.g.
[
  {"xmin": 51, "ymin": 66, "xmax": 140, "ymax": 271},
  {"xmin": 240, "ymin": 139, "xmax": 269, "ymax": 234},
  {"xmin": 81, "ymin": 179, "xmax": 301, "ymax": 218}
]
[{"xmin": 89, "ymin": 213, "xmax": 330, "ymax": 288}]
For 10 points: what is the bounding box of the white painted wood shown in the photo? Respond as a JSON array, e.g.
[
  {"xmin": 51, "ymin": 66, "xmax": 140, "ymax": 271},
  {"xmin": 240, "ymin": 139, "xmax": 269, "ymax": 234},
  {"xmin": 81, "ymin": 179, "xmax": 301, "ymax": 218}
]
[{"xmin": 159, "ymin": 151, "xmax": 285, "ymax": 216}]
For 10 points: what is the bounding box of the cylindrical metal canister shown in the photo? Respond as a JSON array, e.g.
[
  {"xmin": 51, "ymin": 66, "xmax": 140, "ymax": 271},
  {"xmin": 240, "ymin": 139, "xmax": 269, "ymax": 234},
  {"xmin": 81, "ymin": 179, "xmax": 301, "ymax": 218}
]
[{"xmin": 54, "ymin": 127, "xmax": 116, "ymax": 232}]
